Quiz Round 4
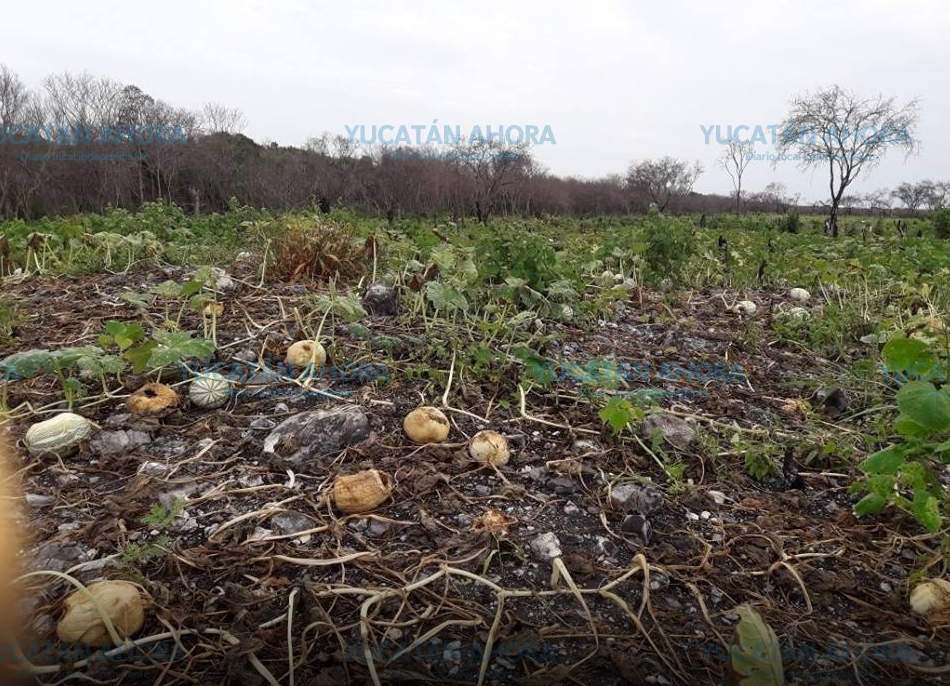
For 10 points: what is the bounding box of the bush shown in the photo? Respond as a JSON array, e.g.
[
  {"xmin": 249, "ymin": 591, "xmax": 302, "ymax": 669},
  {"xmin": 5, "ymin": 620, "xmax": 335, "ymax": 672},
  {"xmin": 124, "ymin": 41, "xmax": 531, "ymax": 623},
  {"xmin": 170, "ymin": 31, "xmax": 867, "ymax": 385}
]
[
  {"xmin": 777, "ymin": 212, "xmax": 800, "ymax": 233},
  {"xmin": 270, "ymin": 216, "xmax": 367, "ymax": 283},
  {"xmin": 642, "ymin": 206, "xmax": 697, "ymax": 284},
  {"xmin": 932, "ymin": 207, "xmax": 950, "ymax": 239}
]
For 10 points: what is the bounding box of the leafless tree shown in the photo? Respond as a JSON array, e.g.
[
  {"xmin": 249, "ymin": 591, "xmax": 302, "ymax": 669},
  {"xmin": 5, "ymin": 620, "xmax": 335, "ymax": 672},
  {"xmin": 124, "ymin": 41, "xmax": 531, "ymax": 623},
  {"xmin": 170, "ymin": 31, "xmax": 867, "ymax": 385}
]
[
  {"xmin": 718, "ymin": 140, "xmax": 754, "ymax": 213},
  {"xmin": 0, "ymin": 64, "xmax": 29, "ymax": 128},
  {"xmin": 451, "ymin": 138, "xmax": 531, "ymax": 223},
  {"xmin": 200, "ymin": 103, "xmax": 247, "ymax": 134},
  {"xmin": 625, "ymin": 157, "xmax": 703, "ymax": 212},
  {"xmin": 776, "ymin": 85, "xmax": 919, "ymax": 236},
  {"xmin": 891, "ymin": 182, "xmax": 929, "ymax": 212}
]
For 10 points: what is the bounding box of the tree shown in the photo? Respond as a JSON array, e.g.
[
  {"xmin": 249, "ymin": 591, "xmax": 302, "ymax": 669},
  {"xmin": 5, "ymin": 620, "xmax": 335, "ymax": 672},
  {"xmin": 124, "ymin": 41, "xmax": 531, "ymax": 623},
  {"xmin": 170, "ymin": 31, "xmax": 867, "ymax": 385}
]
[
  {"xmin": 776, "ymin": 85, "xmax": 918, "ymax": 236},
  {"xmin": 0, "ymin": 64, "xmax": 29, "ymax": 128},
  {"xmin": 749, "ymin": 181, "xmax": 799, "ymax": 214},
  {"xmin": 200, "ymin": 103, "xmax": 247, "ymax": 135},
  {"xmin": 452, "ymin": 138, "xmax": 531, "ymax": 223},
  {"xmin": 718, "ymin": 140, "xmax": 754, "ymax": 213},
  {"xmin": 891, "ymin": 182, "xmax": 929, "ymax": 212},
  {"xmin": 919, "ymin": 180, "xmax": 949, "ymax": 211},
  {"xmin": 626, "ymin": 157, "xmax": 703, "ymax": 212}
]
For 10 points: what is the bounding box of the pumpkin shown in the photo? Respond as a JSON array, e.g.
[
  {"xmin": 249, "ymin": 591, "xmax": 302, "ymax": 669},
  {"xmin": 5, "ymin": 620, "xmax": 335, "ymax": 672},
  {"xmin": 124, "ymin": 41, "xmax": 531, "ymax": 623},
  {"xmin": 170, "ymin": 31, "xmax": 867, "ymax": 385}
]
[
  {"xmin": 469, "ymin": 430, "xmax": 510, "ymax": 466},
  {"xmin": 188, "ymin": 372, "xmax": 232, "ymax": 409},
  {"xmin": 126, "ymin": 383, "xmax": 179, "ymax": 415},
  {"xmin": 56, "ymin": 580, "xmax": 149, "ymax": 647},
  {"xmin": 24, "ymin": 413, "xmax": 92, "ymax": 457},
  {"xmin": 403, "ymin": 406, "xmax": 450, "ymax": 443},
  {"xmin": 333, "ymin": 469, "xmax": 393, "ymax": 513},
  {"xmin": 285, "ymin": 340, "xmax": 327, "ymax": 369}
]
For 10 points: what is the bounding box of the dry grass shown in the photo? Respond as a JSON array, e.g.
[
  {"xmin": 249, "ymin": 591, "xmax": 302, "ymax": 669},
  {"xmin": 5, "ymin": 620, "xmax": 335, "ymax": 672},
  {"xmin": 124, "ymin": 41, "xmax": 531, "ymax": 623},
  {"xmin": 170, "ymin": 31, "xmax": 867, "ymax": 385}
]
[{"xmin": 270, "ymin": 217, "xmax": 367, "ymax": 284}]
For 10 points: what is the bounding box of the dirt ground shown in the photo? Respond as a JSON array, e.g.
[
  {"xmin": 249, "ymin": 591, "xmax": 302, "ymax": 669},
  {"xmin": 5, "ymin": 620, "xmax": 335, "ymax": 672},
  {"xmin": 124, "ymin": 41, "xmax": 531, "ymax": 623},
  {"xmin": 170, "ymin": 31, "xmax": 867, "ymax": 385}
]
[{"xmin": 2, "ymin": 269, "xmax": 948, "ymax": 686}]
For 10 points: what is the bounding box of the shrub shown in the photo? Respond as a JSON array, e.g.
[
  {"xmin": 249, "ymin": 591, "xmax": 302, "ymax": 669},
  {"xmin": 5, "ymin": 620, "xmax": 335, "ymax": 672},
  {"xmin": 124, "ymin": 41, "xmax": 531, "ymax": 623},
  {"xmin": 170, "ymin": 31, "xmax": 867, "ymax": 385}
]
[
  {"xmin": 777, "ymin": 212, "xmax": 800, "ymax": 233},
  {"xmin": 931, "ymin": 207, "xmax": 950, "ymax": 239},
  {"xmin": 270, "ymin": 216, "xmax": 366, "ymax": 283},
  {"xmin": 642, "ymin": 206, "xmax": 697, "ymax": 284}
]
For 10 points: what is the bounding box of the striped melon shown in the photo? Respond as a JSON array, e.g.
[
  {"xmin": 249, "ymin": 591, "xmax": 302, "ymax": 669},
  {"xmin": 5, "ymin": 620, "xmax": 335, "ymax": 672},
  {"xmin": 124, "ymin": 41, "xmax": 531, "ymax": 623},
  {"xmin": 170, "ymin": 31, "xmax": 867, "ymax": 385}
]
[
  {"xmin": 188, "ymin": 372, "xmax": 232, "ymax": 409},
  {"xmin": 25, "ymin": 412, "xmax": 93, "ymax": 457}
]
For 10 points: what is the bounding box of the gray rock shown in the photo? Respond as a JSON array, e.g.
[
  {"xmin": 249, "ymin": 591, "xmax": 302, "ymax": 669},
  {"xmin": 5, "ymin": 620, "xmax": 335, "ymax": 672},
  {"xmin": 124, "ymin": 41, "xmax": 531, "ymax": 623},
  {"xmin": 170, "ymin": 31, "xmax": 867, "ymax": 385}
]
[
  {"xmin": 609, "ymin": 483, "xmax": 664, "ymax": 515},
  {"xmin": 362, "ymin": 283, "xmax": 398, "ymax": 316},
  {"xmin": 367, "ymin": 520, "xmax": 391, "ymax": 537},
  {"xmin": 529, "ymin": 532, "xmax": 562, "ymax": 560},
  {"xmin": 271, "ymin": 512, "xmax": 317, "ymax": 536},
  {"xmin": 32, "ymin": 541, "xmax": 87, "ymax": 572},
  {"xmin": 274, "ymin": 403, "xmax": 290, "ymax": 414},
  {"xmin": 233, "ymin": 349, "xmax": 257, "ymax": 363},
  {"xmin": 25, "ymin": 493, "xmax": 56, "ymax": 507},
  {"xmin": 263, "ymin": 405, "xmax": 370, "ymax": 465},
  {"xmin": 89, "ymin": 429, "xmax": 151, "ymax": 456},
  {"xmin": 639, "ymin": 414, "xmax": 696, "ymax": 450},
  {"xmin": 621, "ymin": 514, "xmax": 653, "ymax": 545},
  {"xmin": 248, "ymin": 418, "xmax": 277, "ymax": 430}
]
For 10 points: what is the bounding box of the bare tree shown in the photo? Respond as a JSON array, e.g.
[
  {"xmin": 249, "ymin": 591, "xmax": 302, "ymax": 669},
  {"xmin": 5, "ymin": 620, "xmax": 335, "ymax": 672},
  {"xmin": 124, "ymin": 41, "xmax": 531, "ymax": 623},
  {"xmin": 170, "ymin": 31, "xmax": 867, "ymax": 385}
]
[
  {"xmin": 776, "ymin": 85, "xmax": 919, "ymax": 236},
  {"xmin": 452, "ymin": 138, "xmax": 531, "ymax": 223},
  {"xmin": 748, "ymin": 181, "xmax": 799, "ymax": 213},
  {"xmin": 918, "ymin": 179, "xmax": 950, "ymax": 211},
  {"xmin": 0, "ymin": 64, "xmax": 29, "ymax": 128},
  {"xmin": 200, "ymin": 103, "xmax": 247, "ymax": 135},
  {"xmin": 718, "ymin": 140, "xmax": 754, "ymax": 213},
  {"xmin": 891, "ymin": 182, "xmax": 929, "ymax": 212},
  {"xmin": 625, "ymin": 157, "xmax": 703, "ymax": 212}
]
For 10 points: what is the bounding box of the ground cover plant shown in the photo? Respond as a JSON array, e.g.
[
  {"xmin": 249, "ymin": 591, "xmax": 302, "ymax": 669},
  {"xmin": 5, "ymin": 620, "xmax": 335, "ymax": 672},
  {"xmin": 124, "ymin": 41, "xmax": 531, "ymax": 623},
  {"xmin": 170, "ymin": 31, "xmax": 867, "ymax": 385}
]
[{"xmin": 2, "ymin": 206, "xmax": 950, "ymax": 685}]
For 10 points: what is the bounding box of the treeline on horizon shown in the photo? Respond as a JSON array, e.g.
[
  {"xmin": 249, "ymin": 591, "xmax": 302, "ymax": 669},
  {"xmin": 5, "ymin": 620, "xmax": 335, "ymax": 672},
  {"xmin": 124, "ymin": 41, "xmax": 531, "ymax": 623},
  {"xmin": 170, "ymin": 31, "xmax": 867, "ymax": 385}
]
[{"xmin": 0, "ymin": 65, "xmax": 938, "ymax": 222}]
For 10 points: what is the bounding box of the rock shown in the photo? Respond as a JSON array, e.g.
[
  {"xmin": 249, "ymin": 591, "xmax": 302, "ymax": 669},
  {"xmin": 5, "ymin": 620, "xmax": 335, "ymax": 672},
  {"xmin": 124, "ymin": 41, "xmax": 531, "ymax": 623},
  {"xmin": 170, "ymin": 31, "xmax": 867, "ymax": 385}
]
[
  {"xmin": 571, "ymin": 439, "xmax": 601, "ymax": 454},
  {"xmin": 25, "ymin": 493, "xmax": 56, "ymax": 508},
  {"xmin": 474, "ymin": 485, "xmax": 492, "ymax": 497},
  {"xmin": 262, "ymin": 405, "xmax": 370, "ymax": 465},
  {"xmin": 89, "ymin": 430, "xmax": 151, "ymax": 456},
  {"xmin": 620, "ymin": 515, "xmax": 653, "ymax": 545},
  {"xmin": 530, "ymin": 532, "xmax": 562, "ymax": 561},
  {"xmin": 274, "ymin": 403, "xmax": 290, "ymax": 414},
  {"xmin": 707, "ymin": 490, "xmax": 727, "ymax": 505},
  {"xmin": 270, "ymin": 512, "xmax": 317, "ymax": 536},
  {"xmin": 639, "ymin": 414, "xmax": 696, "ymax": 450},
  {"xmin": 362, "ymin": 283, "xmax": 398, "ymax": 316},
  {"xmin": 248, "ymin": 418, "xmax": 276, "ymax": 431},
  {"xmin": 367, "ymin": 520, "xmax": 391, "ymax": 537},
  {"xmin": 233, "ymin": 349, "xmax": 257, "ymax": 363},
  {"xmin": 32, "ymin": 541, "xmax": 88, "ymax": 573},
  {"xmin": 609, "ymin": 484, "xmax": 664, "ymax": 515}
]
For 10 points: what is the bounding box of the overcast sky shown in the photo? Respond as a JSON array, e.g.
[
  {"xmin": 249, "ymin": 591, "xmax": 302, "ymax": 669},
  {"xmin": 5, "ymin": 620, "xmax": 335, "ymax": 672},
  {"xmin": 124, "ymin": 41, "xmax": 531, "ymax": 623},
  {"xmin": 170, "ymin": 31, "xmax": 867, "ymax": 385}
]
[{"xmin": 3, "ymin": 0, "xmax": 947, "ymax": 202}]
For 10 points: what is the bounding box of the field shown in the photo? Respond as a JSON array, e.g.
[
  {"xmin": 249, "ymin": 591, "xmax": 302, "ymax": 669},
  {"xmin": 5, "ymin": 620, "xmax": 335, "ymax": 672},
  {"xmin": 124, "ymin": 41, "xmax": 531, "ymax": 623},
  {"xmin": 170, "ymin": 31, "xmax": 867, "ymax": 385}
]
[{"xmin": 2, "ymin": 204, "xmax": 950, "ymax": 685}]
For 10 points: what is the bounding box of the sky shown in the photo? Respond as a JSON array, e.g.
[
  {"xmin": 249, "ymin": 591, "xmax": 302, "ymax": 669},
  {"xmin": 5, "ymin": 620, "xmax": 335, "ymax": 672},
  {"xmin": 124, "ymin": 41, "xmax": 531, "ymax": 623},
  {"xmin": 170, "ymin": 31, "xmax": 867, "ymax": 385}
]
[{"xmin": 2, "ymin": 0, "xmax": 948, "ymax": 203}]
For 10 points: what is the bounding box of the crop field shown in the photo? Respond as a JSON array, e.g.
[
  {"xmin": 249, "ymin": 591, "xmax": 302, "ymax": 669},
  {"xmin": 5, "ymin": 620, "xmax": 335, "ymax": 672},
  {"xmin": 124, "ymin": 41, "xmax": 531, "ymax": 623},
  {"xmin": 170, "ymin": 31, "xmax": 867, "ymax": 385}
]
[{"xmin": 1, "ymin": 205, "xmax": 949, "ymax": 685}]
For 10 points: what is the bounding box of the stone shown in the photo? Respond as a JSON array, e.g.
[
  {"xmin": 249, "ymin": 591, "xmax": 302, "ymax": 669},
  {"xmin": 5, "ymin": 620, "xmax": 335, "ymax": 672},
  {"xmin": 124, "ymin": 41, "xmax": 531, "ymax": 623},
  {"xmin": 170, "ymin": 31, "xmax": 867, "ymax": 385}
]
[
  {"xmin": 621, "ymin": 514, "xmax": 653, "ymax": 545},
  {"xmin": 362, "ymin": 283, "xmax": 398, "ymax": 316},
  {"xmin": 609, "ymin": 483, "xmax": 664, "ymax": 515},
  {"xmin": 529, "ymin": 532, "xmax": 562, "ymax": 560},
  {"xmin": 262, "ymin": 405, "xmax": 370, "ymax": 465},
  {"xmin": 89, "ymin": 429, "xmax": 151, "ymax": 456},
  {"xmin": 270, "ymin": 512, "xmax": 317, "ymax": 536},
  {"xmin": 639, "ymin": 414, "xmax": 696, "ymax": 450}
]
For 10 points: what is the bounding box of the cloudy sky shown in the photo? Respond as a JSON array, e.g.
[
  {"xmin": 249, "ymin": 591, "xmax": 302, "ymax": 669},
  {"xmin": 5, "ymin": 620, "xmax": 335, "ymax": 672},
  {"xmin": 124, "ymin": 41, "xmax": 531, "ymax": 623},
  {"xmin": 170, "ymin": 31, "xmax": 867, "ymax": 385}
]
[{"xmin": 4, "ymin": 0, "xmax": 947, "ymax": 202}]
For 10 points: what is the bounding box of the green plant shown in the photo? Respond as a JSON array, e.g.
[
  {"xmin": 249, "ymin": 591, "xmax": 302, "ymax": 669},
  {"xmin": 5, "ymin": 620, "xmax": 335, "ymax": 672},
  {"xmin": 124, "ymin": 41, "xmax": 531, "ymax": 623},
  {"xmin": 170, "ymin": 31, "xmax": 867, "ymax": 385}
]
[
  {"xmin": 777, "ymin": 212, "xmax": 800, "ymax": 234},
  {"xmin": 0, "ymin": 298, "xmax": 22, "ymax": 343},
  {"xmin": 599, "ymin": 397, "xmax": 644, "ymax": 434},
  {"xmin": 853, "ymin": 338, "xmax": 949, "ymax": 532},
  {"xmin": 642, "ymin": 206, "xmax": 697, "ymax": 284},
  {"xmin": 932, "ymin": 207, "xmax": 950, "ymax": 239}
]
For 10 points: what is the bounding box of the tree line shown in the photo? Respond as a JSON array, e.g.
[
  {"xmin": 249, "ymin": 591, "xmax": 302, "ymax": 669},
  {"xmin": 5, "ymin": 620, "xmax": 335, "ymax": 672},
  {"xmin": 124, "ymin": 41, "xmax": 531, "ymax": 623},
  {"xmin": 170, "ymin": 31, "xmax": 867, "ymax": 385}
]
[{"xmin": 0, "ymin": 66, "xmax": 940, "ymax": 225}]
